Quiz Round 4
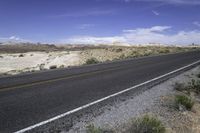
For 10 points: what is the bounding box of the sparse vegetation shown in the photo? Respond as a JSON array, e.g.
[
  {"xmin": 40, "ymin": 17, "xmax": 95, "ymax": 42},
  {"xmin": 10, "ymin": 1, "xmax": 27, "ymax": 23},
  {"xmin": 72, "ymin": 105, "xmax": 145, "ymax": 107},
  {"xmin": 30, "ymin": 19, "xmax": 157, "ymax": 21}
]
[
  {"xmin": 0, "ymin": 45, "xmax": 199, "ymax": 76},
  {"xmin": 59, "ymin": 65, "xmax": 65, "ymax": 68},
  {"xmin": 85, "ymin": 57, "xmax": 100, "ymax": 64},
  {"xmin": 124, "ymin": 115, "xmax": 165, "ymax": 133},
  {"xmin": 173, "ymin": 79, "xmax": 200, "ymax": 95},
  {"xmin": 159, "ymin": 49, "xmax": 170, "ymax": 54},
  {"xmin": 0, "ymin": 43, "xmax": 60, "ymax": 53},
  {"xmin": 39, "ymin": 64, "xmax": 45, "ymax": 70},
  {"xmin": 83, "ymin": 68, "xmax": 200, "ymax": 133},
  {"xmin": 49, "ymin": 65, "xmax": 57, "ymax": 69},
  {"xmin": 86, "ymin": 124, "xmax": 113, "ymax": 133},
  {"xmin": 115, "ymin": 48, "xmax": 123, "ymax": 52},
  {"xmin": 119, "ymin": 54, "xmax": 125, "ymax": 59},
  {"xmin": 175, "ymin": 95, "xmax": 194, "ymax": 110},
  {"xmin": 86, "ymin": 124, "xmax": 104, "ymax": 133},
  {"xmin": 18, "ymin": 54, "xmax": 24, "ymax": 57},
  {"xmin": 173, "ymin": 82, "xmax": 186, "ymax": 91},
  {"xmin": 188, "ymin": 79, "xmax": 200, "ymax": 94}
]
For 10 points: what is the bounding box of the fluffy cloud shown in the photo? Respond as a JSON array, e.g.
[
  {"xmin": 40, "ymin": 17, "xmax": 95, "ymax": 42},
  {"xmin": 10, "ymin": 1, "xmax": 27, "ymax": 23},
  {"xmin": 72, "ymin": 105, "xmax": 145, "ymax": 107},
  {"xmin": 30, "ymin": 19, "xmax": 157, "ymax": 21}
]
[
  {"xmin": 123, "ymin": 26, "xmax": 171, "ymax": 33},
  {"xmin": 65, "ymin": 36, "xmax": 125, "ymax": 44},
  {"xmin": 0, "ymin": 36, "xmax": 28, "ymax": 42},
  {"xmin": 9, "ymin": 36, "xmax": 21, "ymax": 41},
  {"xmin": 121, "ymin": 0, "xmax": 200, "ymax": 5},
  {"xmin": 63, "ymin": 26, "xmax": 200, "ymax": 45}
]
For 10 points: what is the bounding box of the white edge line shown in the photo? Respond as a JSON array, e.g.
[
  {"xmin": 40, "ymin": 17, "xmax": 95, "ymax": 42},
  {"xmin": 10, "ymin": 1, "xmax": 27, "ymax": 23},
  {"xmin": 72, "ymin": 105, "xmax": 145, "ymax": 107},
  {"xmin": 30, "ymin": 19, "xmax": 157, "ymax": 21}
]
[{"xmin": 15, "ymin": 60, "xmax": 200, "ymax": 133}]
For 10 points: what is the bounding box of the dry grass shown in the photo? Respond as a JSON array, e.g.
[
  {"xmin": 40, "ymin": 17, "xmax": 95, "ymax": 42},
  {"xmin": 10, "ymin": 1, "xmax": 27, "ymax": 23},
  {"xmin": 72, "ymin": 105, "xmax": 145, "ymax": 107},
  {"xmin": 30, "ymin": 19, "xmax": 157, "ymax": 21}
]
[
  {"xmin": 86, "ymin": 124, "xmax": 114, "ymax": 133},
  {"xmin": 175, "ymin": 95, "xmax": 194, "ymax": 110},
  {"xmin": 123, "ymin": 115, "xmax": 165, "ymax": 133}
]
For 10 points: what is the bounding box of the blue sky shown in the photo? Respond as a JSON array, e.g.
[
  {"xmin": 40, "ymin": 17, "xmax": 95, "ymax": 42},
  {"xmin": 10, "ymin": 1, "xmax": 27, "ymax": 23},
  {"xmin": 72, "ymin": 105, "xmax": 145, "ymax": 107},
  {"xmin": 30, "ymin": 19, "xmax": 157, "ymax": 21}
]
[{"xmin": 0, "ymin": 0, "xmax": 200, "ymax": 45}]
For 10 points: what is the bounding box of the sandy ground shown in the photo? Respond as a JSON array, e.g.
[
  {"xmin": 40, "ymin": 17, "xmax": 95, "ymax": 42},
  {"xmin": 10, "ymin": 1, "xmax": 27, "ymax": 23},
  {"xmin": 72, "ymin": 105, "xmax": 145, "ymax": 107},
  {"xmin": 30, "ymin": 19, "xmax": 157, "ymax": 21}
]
[
  {"xmin": 0, "ymin": 51, "xmax": 81, "ymax": 75},
  {"xmin": 0, "ymin": 48, "xmax": 141, "ymax": 75},
  {"xmin": 0, "ymin": 49, "xmax": 127, "ymax": 75},
  {"xmin": 66, "ymin": 66, "xmax": 200, "ymax": 133}
]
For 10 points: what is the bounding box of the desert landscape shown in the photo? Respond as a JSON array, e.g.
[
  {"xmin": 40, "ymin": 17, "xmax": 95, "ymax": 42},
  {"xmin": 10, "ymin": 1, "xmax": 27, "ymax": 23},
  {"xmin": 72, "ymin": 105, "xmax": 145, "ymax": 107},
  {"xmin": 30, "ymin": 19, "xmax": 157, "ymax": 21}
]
[
  {"xmin": 1, "ymin": 0, "xmax": 200, "ymax": 132},
  {"xmin": 0, "ymin": 43, "xmax": 198, "ymax": 76}
]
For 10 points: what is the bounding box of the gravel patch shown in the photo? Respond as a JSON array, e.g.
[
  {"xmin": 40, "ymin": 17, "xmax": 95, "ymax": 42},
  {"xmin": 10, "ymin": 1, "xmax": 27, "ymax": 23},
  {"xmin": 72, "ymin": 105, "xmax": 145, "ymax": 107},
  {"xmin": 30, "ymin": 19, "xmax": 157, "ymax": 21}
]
[{"xmin": 67, "ymin": 66, "xmax": 200, "ymax": 133}]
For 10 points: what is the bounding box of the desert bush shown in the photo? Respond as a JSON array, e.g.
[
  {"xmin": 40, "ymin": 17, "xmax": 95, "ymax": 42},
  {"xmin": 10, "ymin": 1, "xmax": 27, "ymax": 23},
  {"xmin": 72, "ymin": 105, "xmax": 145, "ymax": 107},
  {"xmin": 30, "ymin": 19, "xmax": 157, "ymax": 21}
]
[
  {"xmin": 39, "ymin": 63, "xmax": 45, "ymax": 70},
  {"xmin": 159, "ymin": 49, "xmax": 170, "ymax": 54},
  {"xmin": 131, "ymin": 51, "xmax": 140, "ymax": 57},
  {"xmin": 173, "ymin": 82, "xmax": 186, "ymax": 91},
  {"xmin": 119, "ymin": 54, "xmax": 125, "ymax": 59},
  {"xmin": 59, "ymin": 65, "xmax": 65, "ymax": 68},
  {"xmin": 86, "ymin": 124, "xmax": 103, "ymax": 133},
  {"xmin": 85, "ymin": 58, "xmax": 99, "ymax": 64},
  {"xmin": 49, "ymin": 65, "xmax": 57, "ymax": 69},
  {"xmin": 86, "ymin": 124, "xmax": 113, "ymax": 133},
  {"xmin": 125, "ymin": 115, "xmax": 165, "ymax": 133},
  {"xmin": 188, "ymin": 79, "xmax": 200, "ymax": 94},
  {"xmin": 18, "ymin": 54, "xmax": 24, "ymax": 57},
  {"xmin": 116, "ymin": 48, "xmax": 123, "ymax": 52},
  {"xmin": 175, "ymin": 95, "xmax": 194, "ymax": 110},
  {"xmin": 143, "ymin": 52, "xmax": 151, "ymax": 56}
]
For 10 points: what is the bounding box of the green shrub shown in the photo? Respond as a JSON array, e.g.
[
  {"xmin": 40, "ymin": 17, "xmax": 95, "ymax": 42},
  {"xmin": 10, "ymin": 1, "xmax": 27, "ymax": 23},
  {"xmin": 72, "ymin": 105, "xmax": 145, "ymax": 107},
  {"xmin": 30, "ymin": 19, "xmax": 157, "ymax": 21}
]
[
  {"xmin": 125, "ymin": 115, "xmax": 165, "ymax": 133},
  {"xmin": 85, "ymin": 58, "xmax": 99, "ymax": 65},
  {"xmin": 175, "ymin": 95, "xmax": 194, "ymax": 110},
  {"xmin": 86, "ymin": 124, "xmax": 103, "ymax": 133},
  {"xmin": 86, "ymin": 124, "xmax": 113, "ymax": 133}
]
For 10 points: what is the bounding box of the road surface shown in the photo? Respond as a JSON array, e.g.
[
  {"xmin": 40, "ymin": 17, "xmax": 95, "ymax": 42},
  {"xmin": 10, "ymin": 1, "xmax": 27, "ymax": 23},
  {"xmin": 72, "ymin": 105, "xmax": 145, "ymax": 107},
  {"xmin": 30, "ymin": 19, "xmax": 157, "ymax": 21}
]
[{"xmin": 0, "ymin": 51, "xmax": 200, "ymax": 132}]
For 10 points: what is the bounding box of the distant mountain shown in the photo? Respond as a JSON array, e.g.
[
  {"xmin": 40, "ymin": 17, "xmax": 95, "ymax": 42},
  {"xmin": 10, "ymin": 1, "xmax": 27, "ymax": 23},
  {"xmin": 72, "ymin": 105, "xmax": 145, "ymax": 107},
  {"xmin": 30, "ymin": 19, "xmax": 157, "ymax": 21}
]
[{"xmin": 0, "ymin": 42, "xmax": 61, "ymax": 53}]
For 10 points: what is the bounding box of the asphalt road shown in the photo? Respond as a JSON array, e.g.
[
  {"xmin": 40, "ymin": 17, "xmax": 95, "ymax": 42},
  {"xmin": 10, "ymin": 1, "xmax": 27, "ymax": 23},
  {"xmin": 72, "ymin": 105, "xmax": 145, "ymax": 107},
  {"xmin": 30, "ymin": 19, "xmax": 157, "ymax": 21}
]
[{"xmin": 0, "ymin": 51, "xmax": 200, "ymax": 132}]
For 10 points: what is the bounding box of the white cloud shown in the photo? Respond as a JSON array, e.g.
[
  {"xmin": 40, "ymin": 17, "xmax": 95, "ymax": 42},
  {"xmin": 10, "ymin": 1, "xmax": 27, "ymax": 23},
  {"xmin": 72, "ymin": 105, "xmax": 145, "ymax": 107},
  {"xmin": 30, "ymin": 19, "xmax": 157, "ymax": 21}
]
[
  {"xmin": 123, "ymin": 28, "xmax": 200, "ymax": 45},
  {"xmin": 152, "ymin": 10, "xmax": 160, "ymax": 15},
  {"xmin": 0, "ymin": 36, "xmax": 29, "ymax": 42},
  {"xmin": 123, "ymin": 26, "xmax": 171, "ymax": 33},
  {"xmin": 193, "ymin": 21, "xmax": 200, "ymax": 27},
  {"xmin": 9, "ymin": 36, "xmax": 20, "ymax": 41},
  {"xmin": 121, "ymin": 0, "xmax": 200, "ymax": 5},
  {"xmin": 63, "ymin": 26, "xmax": 200, "ymax": 45},
  {"xmin": 64, "ymin": 36, "xmax": 125, "ymax": 44}
]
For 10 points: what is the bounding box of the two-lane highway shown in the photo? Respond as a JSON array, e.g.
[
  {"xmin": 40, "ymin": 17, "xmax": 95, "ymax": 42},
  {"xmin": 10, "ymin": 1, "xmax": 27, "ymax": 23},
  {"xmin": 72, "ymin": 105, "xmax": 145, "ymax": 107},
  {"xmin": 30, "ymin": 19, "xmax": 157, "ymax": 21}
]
[{"xmin": 0, "ymin": 51, "xmax": 200, "ymax": 132}]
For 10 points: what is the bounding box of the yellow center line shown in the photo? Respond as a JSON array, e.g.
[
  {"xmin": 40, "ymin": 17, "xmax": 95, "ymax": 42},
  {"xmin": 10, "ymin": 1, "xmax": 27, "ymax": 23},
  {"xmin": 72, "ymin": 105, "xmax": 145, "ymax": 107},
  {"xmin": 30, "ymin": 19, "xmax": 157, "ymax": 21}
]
[{"xmin": 0, "ymin": 66, "xmax": 128, "ymax": 92}]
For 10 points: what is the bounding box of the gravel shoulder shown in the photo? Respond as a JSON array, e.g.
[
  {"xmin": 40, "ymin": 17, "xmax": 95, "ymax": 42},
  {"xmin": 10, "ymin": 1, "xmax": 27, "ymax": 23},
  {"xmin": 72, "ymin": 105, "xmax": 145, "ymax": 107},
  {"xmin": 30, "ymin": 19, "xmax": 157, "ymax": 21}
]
[{"xmin": 66, "ymin": 66, "xmax": 200, "ymax": 133}]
